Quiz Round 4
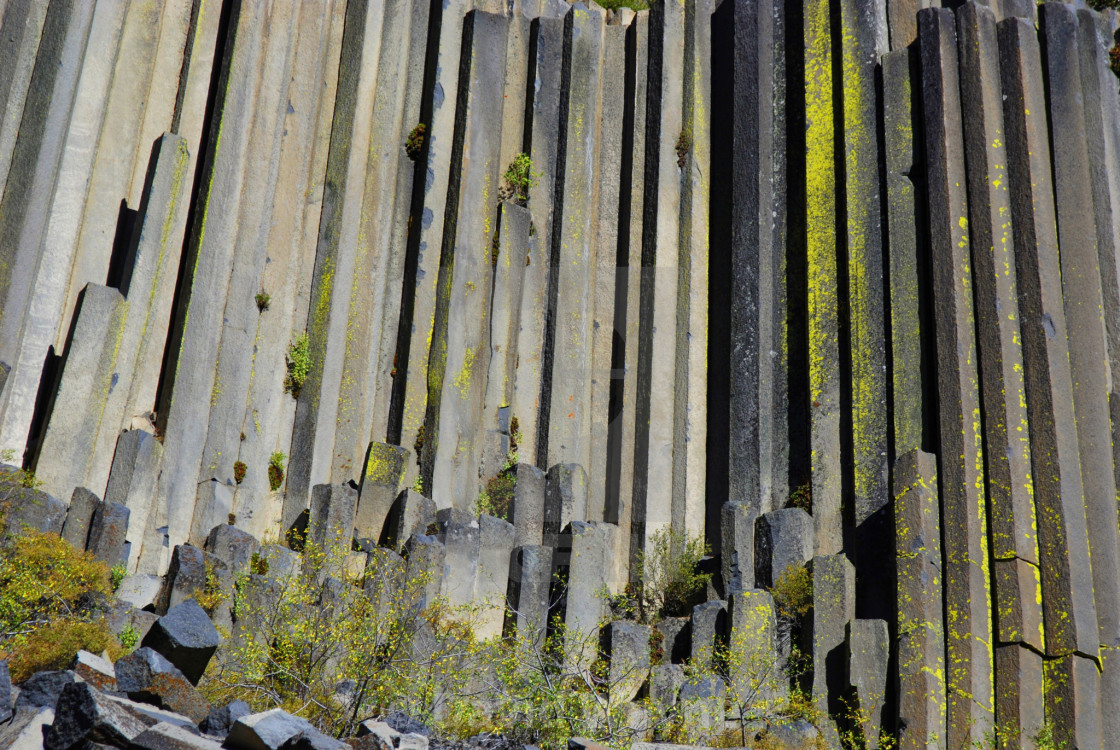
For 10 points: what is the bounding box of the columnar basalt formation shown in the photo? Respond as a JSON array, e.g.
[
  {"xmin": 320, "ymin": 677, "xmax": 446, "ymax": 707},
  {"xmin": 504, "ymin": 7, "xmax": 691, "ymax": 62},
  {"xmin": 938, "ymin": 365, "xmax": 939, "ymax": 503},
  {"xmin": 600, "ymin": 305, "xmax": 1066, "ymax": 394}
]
[{"xmin": 1, "ymin": 0, "xmax": 1120, "ymax": 745}]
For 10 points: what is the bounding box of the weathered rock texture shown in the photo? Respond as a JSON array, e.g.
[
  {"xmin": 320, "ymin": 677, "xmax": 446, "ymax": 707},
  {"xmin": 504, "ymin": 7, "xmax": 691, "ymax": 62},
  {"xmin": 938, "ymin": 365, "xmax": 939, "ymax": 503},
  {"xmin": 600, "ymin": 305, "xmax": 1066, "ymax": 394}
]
[{"xmin": 1, "ymin": 0, "xmax": 1119, "ymax": 746}]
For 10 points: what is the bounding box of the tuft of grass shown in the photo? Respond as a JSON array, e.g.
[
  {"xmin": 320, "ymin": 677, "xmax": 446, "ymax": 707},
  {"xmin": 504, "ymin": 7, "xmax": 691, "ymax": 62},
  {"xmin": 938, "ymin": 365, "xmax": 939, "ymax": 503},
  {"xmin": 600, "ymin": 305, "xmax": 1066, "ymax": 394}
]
[
  {"xmin": 285, "ymin": 333, "xmax": 311, "ymax": 398},
  {"xmin": 110, "ymin": 564, "xmax": 127, "ymax": 593},
  {"xmin": 118, "ymin": 625, "xmax": 140, "ymax": 652},
  {"xmin": 268, "ymin": 451, "xmax": 286, "ymax": 492},
  {"xmin": 255, "ymin": 291, "xmax": 271, "ymax": 311},
  {"xmin": 502, "ymin": 153, "xmax": 538, "ymax": 206}
]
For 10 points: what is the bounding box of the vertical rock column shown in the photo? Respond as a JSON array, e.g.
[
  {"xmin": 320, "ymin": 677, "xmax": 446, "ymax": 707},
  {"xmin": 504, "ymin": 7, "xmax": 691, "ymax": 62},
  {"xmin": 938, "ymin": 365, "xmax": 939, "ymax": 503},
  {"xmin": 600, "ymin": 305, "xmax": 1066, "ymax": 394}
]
[
  {"xmin": 998, "ymin": 15, "xmax": 1101, "ymax": 747},
  {"xmin": 510, "ymin": 9, "xmax": 569, "ymax": 471},
  {"xmin": 1078, "ymin": 7, "xmax": 1120, "ymax": 735},
  {"xmin": 424, "ymin": 10, "xmax": 510, "ymax": 510},
  {"xmin": 918, "ymin": 9, "xmax": 993, "ymax": 743},
  {"xmin": 286, "ymin": 0, "xmax": 388, "ymax": 523},
  {"xmin": 34, "ymin": 285, "xmax": 127, "ymax": 502},
  {"xmin": 1042, "ymin": 4, "xmax": 1120, "ymax": 741},
  {"xmin": 542, "ymin": 4, "xmax": 605, "ymax": 478},
  {"xmin": 894, "ymin": 450, "xmax": 946, "ymax": 750},
  {"xmin": 955, "ymin": 4, "xmax": 1044, "ymax": 740},
  {"xmin": 394, "ymin": 0, "xmax": 475, "ymax": 493},
  {"xmin": 804, "ymin": 0, "xmax": 842, "ymax": 557},
  {"xmin": 632, "ymin": 0, "xmax": 685, "ymax": 563},
  {"xmin": 104, "ymin": 429, "xmax": 163, "ymax": 573}
]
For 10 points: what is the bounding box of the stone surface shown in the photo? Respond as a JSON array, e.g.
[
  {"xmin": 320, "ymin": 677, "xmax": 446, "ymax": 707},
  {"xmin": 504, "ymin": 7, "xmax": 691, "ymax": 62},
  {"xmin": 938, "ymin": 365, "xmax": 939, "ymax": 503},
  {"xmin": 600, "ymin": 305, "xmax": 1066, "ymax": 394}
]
[
  {"xmin": 0, "ymin": 706, "xmax": 55, "ymax": 750},
  {"xmin": 201, "ymin": 700, "xmax": 251, "ymax": 738},
  {"xmin": 754, "ymin": 507, "xmax": 813, "ymax": 589},
  {"xmin": 61, "ymin": 486, "xmax": 100, "ymax": 550},
  {"xmin": 511, "ymin": 463, "xmax": 546, "ymax": 548},
  {"xmin": 103, "ymin": 429, "xmax": 163, "ymax": 573},
  {"xmin": 404, "ymin": 534, "xmax": 445, "ymax": 609},
  {"xmin": 44, "ymin": 681, "xmax": 149, "ymax": 750},
  {"xmin": 355, "ymin": 442, "xmax": 408, "ymax": 543},
  {"xmin": 606, "ymin": 620, "xmax": 651, "ymax": 703},
  {"xmin": 226, "ymin": 708, "xmax": 322, "ymax": 750},
  {"xmin": 189, "ymin": 480, "xmax": 234, "ymax": 549},
  {"xmin": 118, "ymin": 574, "xmax": 163, "ymax": 611},
  {"xmin": 141, "ymin": 599, "xmax": 221, "ymax": 685},
  {"xmin": 506, "ymin": 544, "xmax": 553, "ymax": 643},
  {"xmin": 131, "ymin": 722, "xmax": 224, "ymax": 750},
  {"xmin": 115, "ymin": 647, "xmax": 211, "ymax": 724},
  {"xmin": 721, "ymin": 501, "xmax": 756, "ymax": 596},
  {"xmin": 544, "ymin": 464, "xmax": 587, "ymax": 548},
  {"xmin": 15, "ymin": 670, "xmax": 80, "ymax": 709},
  {"xmin": 86, "ymin": 499, "xmax": 129, "ymax": 566},
  {"xmin": 475, "ymin": 514, "xmax": 516, "ymax": 639},
  {"xmin": 381, "ymin": 489, "xmax": 436, "ymax": 551},
  {"xmin": 204, "ymin": 524, "xmax": 260, "ymax": 573},
  {"xmin": 308, "ymin": 481, "xmax": 358, "ymax": 553},
  {"xmin": 72, "ymin": 649, "xmax": 116, "ymax": 692},
  {"xmin": 0, "ymin": 480, "xmax": 66, "ymax": 536},
  {"xmin": 0, "ymin": 659, "xmax": 9, "ymax": 723},
  {"xmin": 690, "ymin": 600, "xmax": 727, "ymax": 671},
  {"xmin": 809, "ymin": 554, "xmax": 855, "ymax": 741},
  {"xmin": 849, "ymin": 619, "xmax": 889, "ymax": 748}
]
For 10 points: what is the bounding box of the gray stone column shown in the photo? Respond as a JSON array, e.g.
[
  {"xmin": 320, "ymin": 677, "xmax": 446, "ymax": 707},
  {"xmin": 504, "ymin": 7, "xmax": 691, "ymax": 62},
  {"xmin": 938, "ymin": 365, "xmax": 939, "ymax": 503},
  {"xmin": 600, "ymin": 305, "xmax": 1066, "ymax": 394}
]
[{"xmin": 919, "ymin": 10, "xmax": 994, "ymax": 741}]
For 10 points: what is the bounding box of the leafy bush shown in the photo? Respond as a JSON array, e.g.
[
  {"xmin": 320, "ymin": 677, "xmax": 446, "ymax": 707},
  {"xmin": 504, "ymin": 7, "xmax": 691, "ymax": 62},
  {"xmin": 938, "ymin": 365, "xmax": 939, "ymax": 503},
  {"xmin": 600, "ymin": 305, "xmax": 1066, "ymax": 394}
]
[
  {"xmin": 119, "ymin": 625, "xmax": 140, "ymax": 652},
  {"xmin": 285, "ymin": 333, "xmax": 311, "ymax": 397},
  {"xmin": 110, "ymin": 564, "xmax": 127, "ymax": 593},
  {"xmin": 787, "ymin": 481, "xmax": 811, "ymax": 512},
  {"xmin": 8, "ymin": 618, "xmax": 123, "ymax": 682},
  {"xmin": 633, "ymin": 528, "xmax": 710, "ymax": 621},
  {"xmin": 268, "ymin": 451, "xmax": 286, "ymax": 492},
  {"xmin": 255, "ymin": 291, "xmax": 271, "ymax": 311}
]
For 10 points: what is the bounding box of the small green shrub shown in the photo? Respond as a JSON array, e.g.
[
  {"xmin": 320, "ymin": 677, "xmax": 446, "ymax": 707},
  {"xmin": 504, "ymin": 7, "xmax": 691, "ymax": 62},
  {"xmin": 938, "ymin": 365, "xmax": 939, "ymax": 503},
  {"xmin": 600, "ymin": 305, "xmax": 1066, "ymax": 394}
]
[
  {"xmin": 787, "ymin": 481, "xmax": 812, "ymax": 512},
  {"xmin": 634, "ymin": 528, "xmax": 710, "ymax": 621},
  {"xmin": 592, "ymin": 0, "xmax": 651, "ymax": 9},
  {"xmin": 118, "ymin": 624, "xmax": 140, "ymax": 652},
  {"xmin": 234, "ymin": 461, "xmax": 247, "ymax": 485},
  {"xmin": 285, "ymin": 333, "xmax": 311, "ymax": 397},
  {"xmin": 770, "ymin": 563, "xmax": 813, "ymax": 624},
  {"xmin": 249, "ymin": 551, "xmax": 269, "ymax": 576},
  {"xmin": 110, "ymin": 564, "xmax": 127, "ymax": 593},
  {"xmin": 255, "ymin": 291, "xmax": 271, "ymax": 311},
  {"xmin": 268, "ymin": 451, "xmax": 286, "ymax": 492},
  {"xmin": 405, "ymin": 123, "xmax": 427, "ymax": 160},
  {"xmin": 503, "ymin": 153, "xmax": 538, "ymax": 206}
]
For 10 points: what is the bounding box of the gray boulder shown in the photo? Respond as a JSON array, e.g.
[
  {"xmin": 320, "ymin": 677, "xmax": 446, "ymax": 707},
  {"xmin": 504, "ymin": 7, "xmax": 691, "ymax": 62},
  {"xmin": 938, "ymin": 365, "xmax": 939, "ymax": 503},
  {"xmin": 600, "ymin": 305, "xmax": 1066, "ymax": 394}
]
[
  {"xmin": 225, "ymin": 709, "xmax": 327, "ymax": 750},
  {"xmin": 15, "ymin": 669, "xmax": 80, "ymax": 709},
  {"xmin": 204, "ymin": 524, "xmax": 260, "ymax": 572},
  {"xmin": 43, "ymin": 682, "xmax": 148, "ymax": 749},
  {"xmin": 200, "ymin": 699, "xmax": 251, "ymax": 737},
  {"xmin": 115, "ymin": 647, "xmax": 210, "ymax": 724},
  {"xmin": 131, "ymin": 722, "xmax": 224, "ymax": 749},
  {"xmin": 141, "ymin": 599, "xmax": 221, "ymax": 685}
]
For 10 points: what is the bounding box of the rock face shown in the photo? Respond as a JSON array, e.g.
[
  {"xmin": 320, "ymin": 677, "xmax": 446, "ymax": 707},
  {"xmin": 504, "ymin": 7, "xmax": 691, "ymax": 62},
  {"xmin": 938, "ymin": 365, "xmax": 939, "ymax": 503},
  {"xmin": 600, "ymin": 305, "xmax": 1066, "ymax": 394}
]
[
  {"xmin": 115, "ymin": 648, "xmax": 210, "ymax": 724},
  {"xmin": 0, "ymin": 0, "xmax": 1119, "ymax": 747}
]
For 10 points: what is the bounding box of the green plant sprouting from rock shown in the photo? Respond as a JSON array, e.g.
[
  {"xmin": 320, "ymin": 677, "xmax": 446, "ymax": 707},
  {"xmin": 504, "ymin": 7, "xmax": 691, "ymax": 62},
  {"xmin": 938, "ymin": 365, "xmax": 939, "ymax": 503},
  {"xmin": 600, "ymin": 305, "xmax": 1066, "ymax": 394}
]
[
  {"xmin": 405, "ymin": 122, "xmax": 427, "ymax": 160},
  {"xmin": 503, "ymin": 152, "xmax": 538, "ymax": 206},
  {"xmin": 268, "ymin": 451, "xmax": 286, "ymax": 492},
  {"xmin": 633, "ymin": 528, "xmax": 710, "ymax": 622},
  {"xmin": 285, "ymin": 332, "xmax": 311, "ymax": 397}
]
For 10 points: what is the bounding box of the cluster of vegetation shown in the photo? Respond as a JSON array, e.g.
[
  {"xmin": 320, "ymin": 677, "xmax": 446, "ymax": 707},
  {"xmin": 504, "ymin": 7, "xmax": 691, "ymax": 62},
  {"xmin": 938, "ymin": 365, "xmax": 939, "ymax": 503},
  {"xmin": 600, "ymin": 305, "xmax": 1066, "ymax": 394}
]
[
  {"xmin": 474, "ymin": 417, "xmax": 521, "ymax": 520},
  {"xmin": 502, "ymin": 153, "xmax": 538, "ymax": 206},
  {"xmin": 0, "ymin": 523, "xmax": 126, "ymax": 682},
  {"xmin": 675, "ymin": 129, "xmax": 692, "ymax": 169},
  {"xmin": 632, "ymin": 528, "xmax": 710, "ymax": 621},
  {"xmin": 1111, "ymin": 34, "xmax": 1120, "ymax": 78},
  {"xmin": 285, "ymin": 333, "xmax": 311, "ymax": 397},
  {"xmin": 1087, "ymin": 0, "xmax": 1119, "ymax": 10},
  {"xmin": 234, "ymin": 460, "xmax": 247, "ymax": 485},
  {"xmin": 591, "ymin": 0, "xmax": 652, "ymax": 10},
  {"xmin": 405, "ymin": 123, "xmax": 427, "ymax": 160},
  {"xmin": 787, "ymin": 480, "xmax": 812, "ymax": 512},
  {"xmin": 255, "ymin": 291, "xmax": 271, "ymax": 311},
  {"xmin": 268, "ymin": 451, "xmax": 286, "ymax": 492}
]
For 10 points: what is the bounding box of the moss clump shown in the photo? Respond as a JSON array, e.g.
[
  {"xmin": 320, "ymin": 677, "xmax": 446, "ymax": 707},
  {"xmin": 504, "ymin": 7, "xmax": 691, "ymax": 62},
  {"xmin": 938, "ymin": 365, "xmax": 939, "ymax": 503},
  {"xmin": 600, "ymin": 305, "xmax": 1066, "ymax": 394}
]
[
  {"xmin": 268, "ymin": 451, "xmax": 286, "ymax": 492},
  {"xmin": 234, "ymin": 461, "xmax": 247, "ymax": 485},
  {"xmin": 285, "ymin": 333, "xmax": 311, "ymax": 398},
  {"xmin": 475, "ymin": 469, "xmax": 516, "ymax": 520},
  {"xmin": 405, "ymin": 123, "xmax": 427, "ymax": 160},
  {"xmin": 502, "ymin": 153, "xmax": 538, "ymax": 206},
  {"xmin": 255, "ymin": 291, "xmax": 271, "ymax": 311}
]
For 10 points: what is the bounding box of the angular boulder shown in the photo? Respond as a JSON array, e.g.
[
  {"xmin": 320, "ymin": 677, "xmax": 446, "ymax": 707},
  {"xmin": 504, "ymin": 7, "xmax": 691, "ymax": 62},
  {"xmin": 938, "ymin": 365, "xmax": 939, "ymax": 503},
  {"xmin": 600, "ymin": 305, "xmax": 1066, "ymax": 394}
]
[
  {"xmin": 131, "ymin": 721, "xmax": 224, "ymax": 749},
  {"xmin": 15, "ymin": 670, "xmax": 80, "ymax": 709},
  {"xmin": 141, "ymin": 599, "xmax": 221, "ymax": 685},
  {"xmin": 43, "ymin": 682, "xmax": 149, "ymax": 749},
  {"xmin": 115, "ymin": 647, "xmax": 211, "ymax": 723},
  {"xmin": 225, "ymin": 709, "xmax": 330, "ymax": 750}
]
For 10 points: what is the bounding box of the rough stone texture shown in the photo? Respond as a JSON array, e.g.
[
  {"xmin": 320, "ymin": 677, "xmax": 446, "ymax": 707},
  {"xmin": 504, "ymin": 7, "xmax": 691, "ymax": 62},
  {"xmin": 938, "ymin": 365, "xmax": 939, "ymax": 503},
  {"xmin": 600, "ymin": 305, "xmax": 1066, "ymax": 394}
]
[
  {"xmin": 226, "ymin": 708, "xmax": 324, "ymax": 750},
  {"xmin": 655, "ymin": 617, "xmax": 691, "ymax": 665},
  {"xmin": 0, "ymin": 706, "xmax": 55, "ymax": 750},
  {"xmin": 754, "ymin": 507, "xmax": 813, "ymax": 589},
  {"xmin": 849, "ymin": 619, "xmax": 889, "ymax": 748},
  {"xmin": 404, "ymin": 534, "xmax": 445, "ymax": 609},
  {"xmin": 308, "ymin": 481, "xmax": 358, "ymax": 553},
  {"xmin": 44, "ymin": 682, "xmax": 149, "ymax": 750},
  {"xmin": 0, "ymin": 659, "xmax": 9, "ymax": 723},
  {"xmin": 131, "ymin": 722, "xmax": 224, "ymax": 750},
  {"xmin": 475, "ymin": 514, "xmax": 516, "ymax": 639},
  {"xmin": 72, "ymin": 649, "xmax": 116, "ymax": 692},
  {"xmin": 919, "ymin": 10, "xmax": 994, "ymax": 742},
  {"xmin": 894, "ymin": 450, "xmax": 946, "ymax": 750},
  {"xmin": 61, "ymin": 485, "xmax": 100, "ymax": 549},
  {"xmin": 15, "ymin": 670, "xmax": 80, "ymax": 709},
  {"xmin": 204, "ymin": 524, "xmax": 261, "ymax": 573},
  {"xmin": 995, "ymin": 643, "xmax": 1044, "ymax": 748},
  {"xmin": 201, "ymin": 700, "xmax": 252, "ymax": 738},
  {"xmin": 157, "ymin": 544, "xmax": 208, "ymax": 614},
  {"xmin": 544, "ymin": 464, "xmax": 588, "ymax": 549},
  {"xmin": 0, "ymin": 480, "xmax": 65, "ymax": 536},
  {"xmin": 115, "ymin": 647, "xmax": 210, "ymax": 724},
  {"xmin": 436, "ymin": 510, "xmax": 480, "ymax": 608},
  {"xmin": 511, "ymin": 463, "xmax": 546, "ymax": 548},
  {"xmin": 558, "ymin": 521, "xmax": 610, "ymax": 668},
  {"xmin": 141, "ymin": 599, "xmax": 221, "ymax": 685},
  {"xmin": 355, "ymin": 442, "xmax": 408, "ymax": 543},
  {"xmin": 727, "ymin": 590, "xmax": 782, "ymax": 708},
  {"xmin": 605, "ymin": 620, "xmax": 651, "ymax": 702},
  {"xmin": 808, "ymin": 554, "xmax": 855, "ymax": 744},
  {"xmin": 506, "ymin": 544, "xmax": 553, "ymax": 643},
  {"xmin": 720, "ymin": 501, "xmax": 755, "ymax": 596},
  {"xmin": 103, "ymin": 429, "xmax": 162, "ymax": 573},
  {"xmin": 381, "ymin": 489, "xmax": 436, "ymax": 551},
  {"xmin": 690, "ymin": 600, "xmax": 727, "ymax": 671},
  {"xmin": 998, "ymin": 14, "xmax": 1101, "ymax": 742},
  {"xmin": 649, "ymin": 664, "xmax": 686, "ymax": 709},
  {"xmin": 189, "ymin": 480, "xmax": 234, "ymax": 549},
  {"xmin": 86, "ymin": 498, "xmax": 129, "ymax": 566}
]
